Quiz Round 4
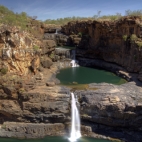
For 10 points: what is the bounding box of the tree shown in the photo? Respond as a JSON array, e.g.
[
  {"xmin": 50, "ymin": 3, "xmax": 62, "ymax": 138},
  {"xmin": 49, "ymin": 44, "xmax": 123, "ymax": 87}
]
[
  {"xmin": 32, "ymin": 16, "xmax": 37, "ymax": 20},
  {"xmin": 97, "ymin": 10, "xmax": 101, "ymax": 17}
]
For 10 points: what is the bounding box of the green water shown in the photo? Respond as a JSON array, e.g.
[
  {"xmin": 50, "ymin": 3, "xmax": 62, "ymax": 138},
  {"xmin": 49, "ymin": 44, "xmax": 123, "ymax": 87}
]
[
  {"xmin": 0, "ymin": 136, "xmax": 113, "ymax": 142},
  {"xmin": 56, "ymin": 66, "xmax": 127, "ymax": 85}
]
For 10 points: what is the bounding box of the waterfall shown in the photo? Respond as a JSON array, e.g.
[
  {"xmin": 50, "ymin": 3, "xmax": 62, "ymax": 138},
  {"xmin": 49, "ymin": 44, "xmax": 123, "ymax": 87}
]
[
  {"xmin": 55, "ymin": 47, "xmax": 71, "ymax": 58},
  {"xmin": 55, "ymin": 47, "xmax": 79, "ymax": 68},
  {"xmin": 70, "ymin": 50, "xmax": 79, "ymax": 67},
  {"xmin": 69, "ymin": 92, "xmax": 81, "ymax": 142},
  {"xmin": 55, "ymin": 29, "xmax": 58, "ymax": 34}
]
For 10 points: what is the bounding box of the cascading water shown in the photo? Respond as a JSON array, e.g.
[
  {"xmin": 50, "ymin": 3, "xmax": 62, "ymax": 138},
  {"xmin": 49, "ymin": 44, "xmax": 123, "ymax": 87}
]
[
  {"xmin": 55, "ymin": 29, "xmax": 58, "ymax": 34},
  {"xmin": 70, "ymin": 50, "xmax": 79, "ymax": 67},
  {"xmin": 69, "ymin": 92, "xmax": 81, "ymax": 142},
  {"xmin": 55, "ymin": 47, "xmax": 71, "ymax": 59},
  {"xmin": 55, "ymin": 47, "xmax": 79, "ymax": 68}
]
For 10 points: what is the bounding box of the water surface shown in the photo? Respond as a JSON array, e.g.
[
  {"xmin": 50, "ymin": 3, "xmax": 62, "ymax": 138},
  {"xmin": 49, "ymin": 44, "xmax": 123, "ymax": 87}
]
[
  {"xmin": 0, "ymin": 136, "xmax": 113, "ymax": 142},
  {"xmin": 56, "ymin": 66, "xmax": 126, "ymax": 85}
]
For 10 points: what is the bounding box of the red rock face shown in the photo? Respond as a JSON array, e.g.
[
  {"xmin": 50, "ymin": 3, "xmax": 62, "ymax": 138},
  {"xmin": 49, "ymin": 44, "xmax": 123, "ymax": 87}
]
[{"xmin": 62, "ymin": 16, "xmax": 142, "ymax": 75}]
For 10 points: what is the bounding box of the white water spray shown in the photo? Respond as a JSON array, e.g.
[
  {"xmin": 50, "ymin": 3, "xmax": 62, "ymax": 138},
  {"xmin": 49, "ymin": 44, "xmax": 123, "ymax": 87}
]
[
  {"xmin": 69, "ymin": 93, "xmax": 81, "ymax": 142},
  {"xmin": 70, "ymin": 50, "xmax": 79, "ymax": 67}
]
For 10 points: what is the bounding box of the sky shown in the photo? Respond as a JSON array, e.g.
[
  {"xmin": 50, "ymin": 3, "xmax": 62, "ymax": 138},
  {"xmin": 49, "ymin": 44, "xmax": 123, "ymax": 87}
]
[{"xmin": 0, "ymin": 0, "xmax": 142, "ymax": 21}]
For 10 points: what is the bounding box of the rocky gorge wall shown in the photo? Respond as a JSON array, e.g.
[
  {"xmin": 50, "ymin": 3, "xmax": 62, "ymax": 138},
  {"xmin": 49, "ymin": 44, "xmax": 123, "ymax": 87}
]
[
  {"xmin": 62, "ymin": 16, "xmax": 142, "ymax": 82},
  {"xmin": 0, "ymin": 22, "xmax": 59, "ymax": 127}
]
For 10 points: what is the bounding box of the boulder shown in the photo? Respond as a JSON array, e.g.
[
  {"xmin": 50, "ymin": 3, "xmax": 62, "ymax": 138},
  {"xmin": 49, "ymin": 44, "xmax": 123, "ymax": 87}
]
[
  {"xmin": 46, "ymin": 81, "xmax": 55, "ymax": 86},
  {"xmin": 31, "ymin": 54, "xmax": 40, "ymax": 74},
  {"xmin": 40, "ymin": 56, "xmax": 53, "ymax": 68},
  {"xmin": 40, "ymin": 40, "xmax": 56, "ymax": 55}
]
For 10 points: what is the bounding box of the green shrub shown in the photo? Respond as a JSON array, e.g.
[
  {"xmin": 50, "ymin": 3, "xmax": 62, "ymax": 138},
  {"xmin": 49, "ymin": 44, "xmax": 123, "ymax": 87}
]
[
  {"xmin": 19, "ymin": 88, "xmax": 25, "ymax": 93},
  {"xmin": 130, "ymin": 34, "xmax": 137, "ymax": 41},
  {"xmin": 78, "ymin": 32, "xmax": 82, "ymax": 37},
  {"xmin": 33, "ymin": 45, "xmax": 39, "ymax": 51},
  {"xmin": 0, "ymin": 6, "xmax": 28, "ymax": 29},
  {"xmin": 125, "ymin": 10, "xmax": 142, "ymax": 17},
  {"xmin": 98, "ymin": 14, "xmax": 121, "ymax": 21},
  {"xmin": 122, "ymin": 35, "xmax": 128, "ymax": 41},
  {"xmin": 136, "ymin": 41, "xmax": 142, "ymax": 48},
  {"xmin": 49, "ymin": 53, "xmax": 55, "ymax": 59},
  {"xmin": 0, "ymin": 68, "xmax": 8, "ymax": 75}
]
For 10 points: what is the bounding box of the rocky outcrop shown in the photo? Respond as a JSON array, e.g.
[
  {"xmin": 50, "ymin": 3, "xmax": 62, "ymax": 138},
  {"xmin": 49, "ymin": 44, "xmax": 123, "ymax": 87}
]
[
  {"xmin": 44, "ymin": 24, "xmax": 61, "ymax": 34},
  {"xmin": 0, "ymin": 25, "xmax": 42, "ymax": 76},
  {"xmin": 77, "ymin": 82, "xmax": 142, "ymax": 141},
  {"xmin": 62, "ymin": 16, "xmax": 142, "ymax": 81},
  {"xmin": 44, "ymin": 33, "xmax": 70, "ymax": 46},
  {"xmin": 0, "ymin": 83, "xmax": 70, "ymax": 124},
  {"xmin": 26, "ymin": 19, "xmax": 45, "ymax": 39},
  {"xmin": 0, "ymin": 122, "xmax": 65, "ymax": 138},
  {"xmin": 43, "ymin": 24, "xmax": 70, "ymax": 46},
  {"xmin": 0, "ymin": 64, "xmax": 71, "ymax": 137},
  {"xmin": 40, "ymin": 40, "xmax": 56, "ymax": 55},
  {"xmin": 0, "ymin": 25, "xmax": 61, "ymax": 139},
  {"xmin": 78, "ymin": 82, "xmax": 142, "ymax": 129},
  {"xmin": 41, "ymin": 56, "xmax": 53, "ymax": 68},
  {"xmin": 0, "ymin": 76, "xmax": 142, "ymax": 141},
  {"xmin": 0, "ymin": 22, "xmax": 58, "ymax": 96},
  {"xmin": 0, "ymin": 23, "xmax": 57, "ymax": 90}
]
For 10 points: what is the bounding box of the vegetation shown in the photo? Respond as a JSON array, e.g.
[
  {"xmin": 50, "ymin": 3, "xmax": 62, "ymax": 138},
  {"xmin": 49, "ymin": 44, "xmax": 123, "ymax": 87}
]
[
  {"xmin": 44, "ymin": 9, "xmax": 142, "ymax": 25},
  {"xmin": 33, "ymin": 45, "xmax": 40, "ymax": 51},
  {"xmin": 78, "ymin": 32, "xmax": 82, "ymax": 37},
  {"xmin": 44, "ymin": 10, "xmax": 142, "ymax": 25},
  {"xmin": 0, "ymin": 68, "xmax": 8, "ymax": 75},
  {"xmin": 130, "ymin": 34, "xmax": 138, "ymax": 41},
  {"xmin": 19, "ymin": 88, "xmax": 25, "ymax": 93},
  {"xmin": 0, "ymin": 5, "xmax": 29, "ymax": 29},
  {"xmin": 97, "ymin": 13, "xmax": 122, "ymax": 21},
  {"xmin": 136, "ymin": 41, "xmax": 142, "ymax": 48},
  {"xmin": 44, "ymin": 17, "xmax": 94, "ymax": 25},
  {"xmin": 125, "ymin": 10, "xmax": 142, "ymax": 17},
  {"xmin": 122, "ymin": 35, "xmax": 128, "ymax": 41},
  {"xmin": 0, "ymin": 5, "xmax": 142, "ymax": 28},
  {"xmin": 49, "ymin": 52, "xmax": 55, "ymax": 60}
]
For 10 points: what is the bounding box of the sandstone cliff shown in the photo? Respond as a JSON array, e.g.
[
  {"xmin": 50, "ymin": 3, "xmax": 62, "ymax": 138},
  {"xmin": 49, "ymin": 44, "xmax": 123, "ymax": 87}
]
[
  {"xmin": 62, "ymin": 16, "xmax": 142, "ymax": 81},
  {"xmin": 0, "ymin": 25, "xmax": 42, "ymax": 75},
  {"xmin": 0, "ymin": 23, "xmax": 58, "ymax": 119}
]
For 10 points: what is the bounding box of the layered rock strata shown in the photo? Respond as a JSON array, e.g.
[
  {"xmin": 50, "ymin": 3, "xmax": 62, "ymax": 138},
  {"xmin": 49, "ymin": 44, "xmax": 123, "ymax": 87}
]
[
  {"xmin": 62, "ymin": 16, "xmax": 142, "ymax": 82},
  {"xmin": 0, "ymin": 78, "xmax": 142, "ymax": 141}
]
